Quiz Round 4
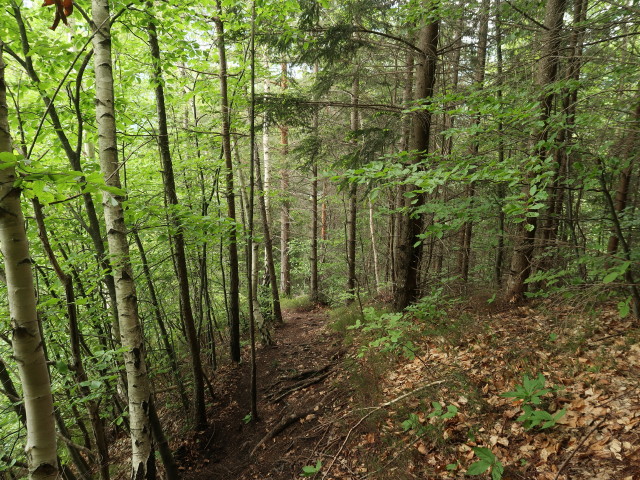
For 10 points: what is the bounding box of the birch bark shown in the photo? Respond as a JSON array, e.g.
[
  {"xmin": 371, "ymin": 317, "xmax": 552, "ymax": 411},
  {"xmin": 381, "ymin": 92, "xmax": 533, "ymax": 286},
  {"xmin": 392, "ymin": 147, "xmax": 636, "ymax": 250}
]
[
  {"xmin": 90, "ymin": 1, "xmax": 156, "ymax": 476},
  {"xmin": 0, "ymin": 43, "xmax": 58, "ymax": 480}
]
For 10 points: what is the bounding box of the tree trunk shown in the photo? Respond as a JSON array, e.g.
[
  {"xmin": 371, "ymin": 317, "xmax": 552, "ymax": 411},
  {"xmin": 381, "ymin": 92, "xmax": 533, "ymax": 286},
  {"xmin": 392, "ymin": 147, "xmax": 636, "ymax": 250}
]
[
  {"xmin": 9, "ymin": 2, "xmax": 120, "ymax": 338},
  {"xmin": 458, "ymin": 0, "xmax": 489, "ymax": 283},
  {"xmin": 214, "ymin": 0, "xmax": 241, "ymax": 363},
  {"xmin": 368, "ymin": 198, "xmax": 381, "ymax": 292},
  {"xmin": 394, "ymin": 7, "xmax": 439, "ymax": 310},
  {"xmin": 504, "ymin": 0, "xmax": 567, "ymax": 302},
  {"xmin": 346, "ymin": 74, "xmax": 360, "ymax": 301},
  {"xmin": 542, "ymin": 0, "xmax": 587, "ymax": 249},
  {"xmin": 607, "ymin": 98, "xmax": 639, "ymax": 255},
  {"xmin": 310, "ymin": 64, "xmax": 320, "ymax": 304},
  {"xmin": 146, "ymin": 1, "xmax": 207, "ymax": 429},
  {"xmin": 0, "ymin": 45, "xmax": 58, "ymax": 480},
  {"xmin": 133, "ymin": 230, "xmax": 189, "ymax": 412},
  {"xmin": 32, "ymin": 199, "xmax": 110, "ymax": 480},
  {"xmin": 255, "ymin": 148, "xmax": 283, "ymax": 325},
  {"xmin": 280, "ymin": 63, "xmax": 292, "ymax": 297},
  {"xmin": 90, "ymin": 1, "xmax": 156, "ymax": 477}
]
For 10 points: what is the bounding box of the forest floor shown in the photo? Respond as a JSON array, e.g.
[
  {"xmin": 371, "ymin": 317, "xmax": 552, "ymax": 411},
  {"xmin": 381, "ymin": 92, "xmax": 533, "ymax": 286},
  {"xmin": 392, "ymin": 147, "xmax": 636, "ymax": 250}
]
[
  {"xmin": 168, "ymin": 299, "xmax": 640, "ymax": 480},
  {"xmin": 172, "ymin": 307, "xmax": 349, "ymax": 479}
]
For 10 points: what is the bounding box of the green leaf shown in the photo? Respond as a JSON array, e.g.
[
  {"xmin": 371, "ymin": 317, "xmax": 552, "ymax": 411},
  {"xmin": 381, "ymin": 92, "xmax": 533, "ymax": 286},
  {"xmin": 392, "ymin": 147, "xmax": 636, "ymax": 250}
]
[
  {"xmin": 300, "ymin": 460, "xmax": 322, "ymax": 476},
  {"xmin": 442, "ymin": 405, "xmax": 458, "ymax": 419},
  {"xmin": 466, "ymin": 460, "xmax": 490, "ymax": 475},
  {"xmin": 473, "ymin": 447, "xmax": 496, "ymax": 464},
  {"xmin": 55, "ymin": 361, "xmax": 69, "ymax": 375},
  {"xmin": 603, "ymin": 271, "xmax": 619, "ymax": 284},
  {"xmin": 0, "ymin": 152, "xmax": 17, "ymax": 163},
  {"xmin": 491, "ymin": 462, "xmax": 504, "ymax": 480},
  {"xmin": 617, "ymin": 300, "xmax": 630, "ymax": 318}
]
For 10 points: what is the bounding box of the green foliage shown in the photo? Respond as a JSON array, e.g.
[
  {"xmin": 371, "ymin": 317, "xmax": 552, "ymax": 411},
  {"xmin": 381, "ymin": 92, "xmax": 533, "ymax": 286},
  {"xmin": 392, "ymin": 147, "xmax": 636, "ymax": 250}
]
[
  {"xmin": 329, "ymin": 303, "xmax": 363, "ymax": 334},
  {"xmin": 401, "ymin": 402, "xmax": 458, "ymax": 437},
  {"xmin": 300, "ymin": 460, "xmax": 322, "ymax": 477},
  {"xmin": 516, "ymin": 405, "xmax": 567, "ymax": 431},
  {"xmin": 501, "ymin": 374, "xmax": 566, "ymax": 430},
  {"xmin": 280, "ymin": 295, "xmax": 315, "ymax": 312},
  {"xmin": 466, "ymin": 447, "xmax": 504, "ymax": 480},
  {"xmin": 501, "ymin": 373, "xmax": 552, "ymax": 406},
  {"xmin": 429, "ymin": 401, "xmax": 458, "ymax": 420},
  {"xmin": 349, "ymin": 307, "xmax": 419, "ymax": 360}
]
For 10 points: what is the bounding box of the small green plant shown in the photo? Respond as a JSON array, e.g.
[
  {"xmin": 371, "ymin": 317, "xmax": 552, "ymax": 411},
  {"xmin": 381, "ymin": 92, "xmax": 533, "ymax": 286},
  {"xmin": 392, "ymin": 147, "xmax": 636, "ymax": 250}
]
[
  {"xmin": 300, "ymin": 460, "xmax": 322, "ymax": 477},
  {"xmin": 501, "ymin": 373, "xmax": 550, "ymax": 405},
  {"xmin": 501, "ymin": 373, "xmax": 566, "ymax": 430},
  {"xmin": 446, "ymin": 460, "xmax": 459, "ymax": 471},
  {"xmin": 401, "ymin": 402, "xmax": 458, "ymax": 436},
  {"xmin": 401, "ymin": 413, "xmax": 426, "ymax": 435},
  {"xmin": 466, "ymin": 447, "xmax": 503, "ymax": 479},
  {"xmin": 516, "ymin": 404, "xmax": 567, "ymax": 430},
  {"xmin": 617, "ymin": 297, "xmax": 631, "ymax": 318},
  {"xmin": 348, "ymin": 308, "xmax": 419, "ymax": 360},
  {"xmin": 428, "ymin": 401, "xmax": 458, "ymax": 420},
  {"xmin": 242, "ymin": 413, "xmax": 252, "ymax": 424}
]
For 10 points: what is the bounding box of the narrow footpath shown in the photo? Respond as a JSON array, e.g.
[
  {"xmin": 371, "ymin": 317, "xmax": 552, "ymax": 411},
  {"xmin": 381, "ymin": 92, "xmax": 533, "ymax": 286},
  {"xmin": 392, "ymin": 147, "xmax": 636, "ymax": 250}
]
[{"xmin": 177, "ymin": 308, "xmax": 348, "ymax": 479}]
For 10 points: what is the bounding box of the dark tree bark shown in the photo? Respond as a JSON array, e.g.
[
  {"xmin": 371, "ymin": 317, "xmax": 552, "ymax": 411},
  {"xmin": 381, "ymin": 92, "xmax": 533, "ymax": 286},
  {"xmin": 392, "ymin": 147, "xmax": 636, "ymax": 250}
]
[
  {"xmin": 214, "ymin": 0, "xmax": 241, "ymax": 363},
  {"xmin": 394, "ymin": 7, "xmax": 439, "ymax": 310},
  {"xmin": 607, "ymin": 98, "xmax": 639, "ymax": 255},
  {"xmin": 255, "ymin": 148, "xmax": 284, "ymax": 325},
  {"xmin": 458, "ymin": 0, "xmax": 490, "ymax": 283},
  {"xmin": 310, "ymin": 63, "xmax": 320, "ymax": 304},
  {"xmin": 504, "ymin": 0, "xmax": 567, "ymax": 302},
  {"xmin": 133, "ymin": 230, "xmax": 189, "ymax": 412},
  {"xmin": 146, "ymin": 1, "xmax": 207, "ymax": 429},
  {"xmin": 346, "ymin": 73, "xmax": 360, "ymax": 301}
]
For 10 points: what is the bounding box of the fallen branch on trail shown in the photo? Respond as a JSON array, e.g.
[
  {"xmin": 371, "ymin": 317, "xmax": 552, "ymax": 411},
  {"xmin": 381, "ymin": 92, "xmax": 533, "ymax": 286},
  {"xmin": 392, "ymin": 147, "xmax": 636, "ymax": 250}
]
[
  {"xmin": 269, "ymin": 371, "xmax": 332, "ymax": 403},
  {"xmin": 250, "ymin": 409, "xmax": 313, "ymax": 457},
  {"xmin": 265, "ymin": 363, "xmax": 335, "ymax": 403},
  {"xmin": 267, "ymin": 362, "xmax": 334, "ymax": 391},
  {"xmin": 251, "ymin": 396, "xmax": 329, "ymax": 457}
]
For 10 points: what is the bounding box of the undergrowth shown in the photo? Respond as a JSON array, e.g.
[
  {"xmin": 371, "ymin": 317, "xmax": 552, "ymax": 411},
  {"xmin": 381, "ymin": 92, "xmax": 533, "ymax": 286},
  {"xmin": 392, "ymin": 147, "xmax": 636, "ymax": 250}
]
[
  {"xmin": 280, "ymin": 294, "xmax": 315, "ymax": 312},
  {"xmin": 326, "ymin": 292, "xmax": 612, "ymax": 479}
]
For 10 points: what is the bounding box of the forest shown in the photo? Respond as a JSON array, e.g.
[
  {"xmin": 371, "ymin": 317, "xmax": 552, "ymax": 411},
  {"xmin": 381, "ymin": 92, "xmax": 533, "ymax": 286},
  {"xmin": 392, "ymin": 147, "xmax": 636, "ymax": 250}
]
[{"xmin": 0, "ymin": 0, "xmax": 639, "ymax": 479}]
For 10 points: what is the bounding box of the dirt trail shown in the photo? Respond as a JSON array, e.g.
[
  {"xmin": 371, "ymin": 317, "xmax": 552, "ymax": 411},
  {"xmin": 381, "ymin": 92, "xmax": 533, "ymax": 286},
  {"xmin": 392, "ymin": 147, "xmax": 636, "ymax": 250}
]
[{"xmin": 177, "ymin": 308, "xmax": 348, "ymax": 479}]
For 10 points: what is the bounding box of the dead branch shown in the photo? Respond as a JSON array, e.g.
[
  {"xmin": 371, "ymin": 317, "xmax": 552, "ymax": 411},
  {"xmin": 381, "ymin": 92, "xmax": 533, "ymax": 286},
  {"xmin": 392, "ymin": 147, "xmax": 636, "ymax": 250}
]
[
  {"xmin": 268, "ymin": 371, "xmax": 332, "ymax": 403},
  {"xmin": 57, "ymin": 432, "xmax": 97, "ymax": 460},
  {"xmin": 250, "ymin": 409, "xmax": 313, "ymax": 457},
  {"xmin": 553, "ymin": 416, "xmax": 608, "ymax": 480}
]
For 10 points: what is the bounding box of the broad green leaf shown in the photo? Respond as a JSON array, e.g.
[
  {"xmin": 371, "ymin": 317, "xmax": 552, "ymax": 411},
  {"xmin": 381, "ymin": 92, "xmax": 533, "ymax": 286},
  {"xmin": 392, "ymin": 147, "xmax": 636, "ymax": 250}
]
[
  {"xmin": 473, "ymin": 447, "xmax": 496, "ymax": 464},
  {"xmin": 492, "ymin": 462, "xmax": 504, "ymax": 480},
  {"xmin": 603, "ymin": 271, "xmax": 619, "ymax": 284},
  {"xmin": 466, "ymin": 460, "xmax": 490, "ymax": 475}
]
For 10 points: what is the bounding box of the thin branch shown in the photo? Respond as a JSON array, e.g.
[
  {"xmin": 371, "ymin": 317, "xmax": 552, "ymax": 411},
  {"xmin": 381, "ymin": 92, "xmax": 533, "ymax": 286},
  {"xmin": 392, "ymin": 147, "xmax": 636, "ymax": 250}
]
[
  {"xmin": 504, "ymin": 0, "xmax": 548, "ymax": 31},
  {"xmin": 321, "ymin": 379, "xmax": 446, "ymax": 480}
]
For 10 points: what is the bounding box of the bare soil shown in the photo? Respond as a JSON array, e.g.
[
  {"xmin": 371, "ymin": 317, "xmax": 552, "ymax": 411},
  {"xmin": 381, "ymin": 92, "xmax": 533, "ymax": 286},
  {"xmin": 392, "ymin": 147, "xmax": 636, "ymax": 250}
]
[{"xmin": 175, "ymin": 307, "xmax": 349, "ymax": 479}]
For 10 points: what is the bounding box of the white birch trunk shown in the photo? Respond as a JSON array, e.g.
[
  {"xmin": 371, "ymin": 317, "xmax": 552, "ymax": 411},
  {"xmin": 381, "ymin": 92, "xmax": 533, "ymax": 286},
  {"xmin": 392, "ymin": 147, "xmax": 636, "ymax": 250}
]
[
  {"xmin": 90, "ymin": 2, "xmax": 155, "ymax": 477},
  {"xmin": 0, "ymin": 45, "xmax": 58, "ymax": 480}
]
